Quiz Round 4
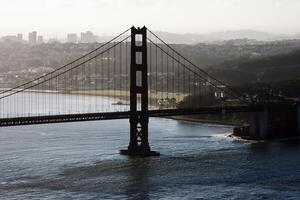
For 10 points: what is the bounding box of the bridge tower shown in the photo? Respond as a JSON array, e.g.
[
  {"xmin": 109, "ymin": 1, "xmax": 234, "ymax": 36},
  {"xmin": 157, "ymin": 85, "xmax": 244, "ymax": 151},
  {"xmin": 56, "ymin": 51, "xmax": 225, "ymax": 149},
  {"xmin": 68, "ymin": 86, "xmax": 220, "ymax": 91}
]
[{"xmin": 120, "ymin": 26, "xmax": 159, "ymax": 156}]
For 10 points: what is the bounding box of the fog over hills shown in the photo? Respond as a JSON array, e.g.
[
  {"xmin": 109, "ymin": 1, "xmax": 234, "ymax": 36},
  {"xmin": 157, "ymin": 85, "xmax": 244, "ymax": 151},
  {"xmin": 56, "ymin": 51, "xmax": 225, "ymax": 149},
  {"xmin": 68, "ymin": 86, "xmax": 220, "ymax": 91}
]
[{"xmin": 154, "ymin": 30, "xmax": 300, "ymax": 44}]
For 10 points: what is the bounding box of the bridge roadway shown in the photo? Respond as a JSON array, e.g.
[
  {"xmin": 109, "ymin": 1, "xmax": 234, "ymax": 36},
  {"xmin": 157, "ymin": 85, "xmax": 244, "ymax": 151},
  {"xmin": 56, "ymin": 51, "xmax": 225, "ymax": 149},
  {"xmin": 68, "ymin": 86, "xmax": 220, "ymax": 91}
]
[{"xmin": 0, "ymin": 105, "xmax": 265, "ymax": 127}]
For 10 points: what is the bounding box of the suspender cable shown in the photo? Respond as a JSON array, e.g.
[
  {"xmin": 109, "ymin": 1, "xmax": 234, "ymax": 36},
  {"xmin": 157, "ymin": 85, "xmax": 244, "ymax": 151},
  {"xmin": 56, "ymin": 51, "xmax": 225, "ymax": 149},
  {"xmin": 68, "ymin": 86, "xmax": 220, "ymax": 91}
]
[
  {"xmin": 155, "ymin": 38, "xmax": 158, "ymax": 109},
  {"xmin": 0, "ymin": 36, "xmax": 130, "ymax": 101},
  {"xmin": 149, "ymin": 34, "xmax": 152, "ymax": 109},
  {"xmin": 147, "ymin": 37, "xmax": 248, "ymax": 104},
  {"xmin": 147, "ymin": 29, "xmax": 250, "ymax": 104},
  {"xmin": 0, "ymin": 28, "xmax": 131, "ymax": 96},
  {"xmin": 166, "ymin": 46, "xmax": 169, "ymax": 100}
]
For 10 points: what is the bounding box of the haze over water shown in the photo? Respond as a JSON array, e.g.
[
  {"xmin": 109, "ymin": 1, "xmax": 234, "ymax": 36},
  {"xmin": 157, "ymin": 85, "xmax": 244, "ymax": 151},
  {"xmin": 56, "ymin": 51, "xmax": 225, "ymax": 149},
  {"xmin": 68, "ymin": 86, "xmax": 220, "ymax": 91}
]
[{"xmin": 1, "ymin": 94, "xmax": 300, "ymax": 199}]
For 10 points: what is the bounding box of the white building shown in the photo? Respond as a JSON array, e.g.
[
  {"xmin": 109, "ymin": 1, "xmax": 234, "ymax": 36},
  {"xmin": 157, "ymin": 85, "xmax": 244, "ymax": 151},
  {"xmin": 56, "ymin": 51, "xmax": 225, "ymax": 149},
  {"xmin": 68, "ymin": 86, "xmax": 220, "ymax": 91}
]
[
  {"xmin": 80, "ymin": 31, "xmax": 97, "ymax": 43},
  {"xmin": 37, "ymin": 36, "xmax": 44, "ymax": 43},
  {"xmin": 67, "ymin": 33, "xmax": 78, "ymax": 43},
  {"xmin": 28, "ymin": 31, "xmax": 37, "ymax": 44}
]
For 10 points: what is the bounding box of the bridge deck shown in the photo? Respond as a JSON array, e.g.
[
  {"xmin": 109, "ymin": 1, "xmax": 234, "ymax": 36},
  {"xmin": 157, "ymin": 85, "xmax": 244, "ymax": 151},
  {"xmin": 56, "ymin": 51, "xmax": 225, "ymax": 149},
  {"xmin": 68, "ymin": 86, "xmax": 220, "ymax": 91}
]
[{"xmin": 0, "ymin": 106, "xmax": 265, "ymax": 127}]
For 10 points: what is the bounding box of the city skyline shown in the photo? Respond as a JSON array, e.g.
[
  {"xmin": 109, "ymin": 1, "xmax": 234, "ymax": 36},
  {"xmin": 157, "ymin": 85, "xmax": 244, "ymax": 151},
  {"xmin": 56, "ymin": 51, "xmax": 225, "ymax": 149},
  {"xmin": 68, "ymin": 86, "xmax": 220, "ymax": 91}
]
[
  {"xmin": 0, "ymin": 30, "xmax": 99, "ymax": 43},
  {"xmin": 2, "ymin": 28, "xmax": 300, "ymax": 43}
]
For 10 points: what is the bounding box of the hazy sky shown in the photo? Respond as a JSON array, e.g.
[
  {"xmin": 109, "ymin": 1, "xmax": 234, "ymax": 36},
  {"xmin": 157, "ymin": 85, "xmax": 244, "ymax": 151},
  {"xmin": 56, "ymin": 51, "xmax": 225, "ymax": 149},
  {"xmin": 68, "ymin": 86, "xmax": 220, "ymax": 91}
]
[{"xmin": 0, "ymin": 0, "xmax": 300, "ymax": 38}]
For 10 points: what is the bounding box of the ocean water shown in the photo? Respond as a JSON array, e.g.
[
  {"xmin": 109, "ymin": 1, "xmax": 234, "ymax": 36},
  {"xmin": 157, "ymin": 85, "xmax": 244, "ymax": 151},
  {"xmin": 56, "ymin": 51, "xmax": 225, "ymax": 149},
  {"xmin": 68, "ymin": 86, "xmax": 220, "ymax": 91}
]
[{"xmin": 0, "ymin": 95, "xmax": 300, "ymax": 199}]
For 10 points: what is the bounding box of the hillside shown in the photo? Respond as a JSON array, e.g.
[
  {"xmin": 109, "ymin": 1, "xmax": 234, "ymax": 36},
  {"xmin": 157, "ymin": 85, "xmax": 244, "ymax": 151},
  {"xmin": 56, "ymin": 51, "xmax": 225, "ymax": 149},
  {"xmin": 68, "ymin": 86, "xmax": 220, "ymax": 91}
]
[
  {"xmin": 210, "ymin": 50, "xmax": 300, "ymax": 85},
  {"xmin": 155, "ymin": 30, "xmax": 300, "ymax": 44}
]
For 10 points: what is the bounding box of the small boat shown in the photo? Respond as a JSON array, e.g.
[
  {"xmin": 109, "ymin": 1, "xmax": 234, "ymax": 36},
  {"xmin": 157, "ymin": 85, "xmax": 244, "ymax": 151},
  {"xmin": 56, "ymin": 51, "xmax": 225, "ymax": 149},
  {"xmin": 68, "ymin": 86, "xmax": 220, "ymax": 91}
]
[{"xmin": 112, "ymin": 101, "xmax": 129, "ymax": 106}]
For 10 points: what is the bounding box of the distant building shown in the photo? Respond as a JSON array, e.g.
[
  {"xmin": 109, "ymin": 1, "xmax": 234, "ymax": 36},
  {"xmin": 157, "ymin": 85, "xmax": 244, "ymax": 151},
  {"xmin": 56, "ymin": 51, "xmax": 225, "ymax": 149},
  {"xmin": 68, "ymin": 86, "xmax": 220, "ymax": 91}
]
[
  {"xmin": 28, "ymin": 66, "xmax": 53, "ymax": 74},
  {"xmin": 80, "ymin": 31, "xmax": 97, "ymax": 43},
  {"xmin": 28, "ymin": 31, "xmax": 37, "ymax": 44},
  {"xmin": 37, "ymin": 36, "xmax": 43, "ymax": 43},
  {"xmin": 67, "ymin": 33, "xmax": 77, "ymax": 43},
  {"xmin": 0, "ymin": 33, "xmax": 23, "ymax": 43},
  {"xmin": 214, "ymin": 85, "xmax": 226, "ymax": 99},
  {"xmin": 48, "ymin": 38, "xmax": 60, "ymax": 43},
  {"xmin": 0, "ymin": 35, "xmax": 19, "ymax": 42},
  {"xmin": 17, "ymin": 33, "xmax": 23, "ymax": 42}
]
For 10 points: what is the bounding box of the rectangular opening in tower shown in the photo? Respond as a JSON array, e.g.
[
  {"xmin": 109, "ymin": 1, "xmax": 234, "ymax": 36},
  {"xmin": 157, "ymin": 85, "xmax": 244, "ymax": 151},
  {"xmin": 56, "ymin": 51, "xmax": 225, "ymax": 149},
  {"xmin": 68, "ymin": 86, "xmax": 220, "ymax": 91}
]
[
  {"xmin": 135, "ymin": 34, "xmax": 143, "ymax": 46},
  {"xmin": 136, "ymin": 52, "xmax": 142, "ymax": 64},
  {"xmin": 136, "ymin": 71, "xmax": 142, "ymax": 87},
  {"xmin": 137, "ymin": 93, "xmax": 142, "ymax": 111}
]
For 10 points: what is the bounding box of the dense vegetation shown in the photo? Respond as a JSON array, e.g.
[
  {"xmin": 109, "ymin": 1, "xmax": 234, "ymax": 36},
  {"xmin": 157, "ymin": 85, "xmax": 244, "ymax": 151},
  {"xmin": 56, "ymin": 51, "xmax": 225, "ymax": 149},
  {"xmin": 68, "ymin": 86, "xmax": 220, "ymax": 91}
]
[{"xmin": 210, "ymin": 50, "xmax": 300, "ymax": 85}]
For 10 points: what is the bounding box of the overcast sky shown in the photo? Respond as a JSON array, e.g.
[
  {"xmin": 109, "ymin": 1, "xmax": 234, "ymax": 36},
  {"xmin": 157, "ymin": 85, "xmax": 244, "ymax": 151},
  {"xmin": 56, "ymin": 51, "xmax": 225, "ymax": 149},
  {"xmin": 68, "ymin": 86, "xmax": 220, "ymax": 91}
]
[{"xmin": 0, "ymin": 0, "xmax": 300, "ymax": 38}]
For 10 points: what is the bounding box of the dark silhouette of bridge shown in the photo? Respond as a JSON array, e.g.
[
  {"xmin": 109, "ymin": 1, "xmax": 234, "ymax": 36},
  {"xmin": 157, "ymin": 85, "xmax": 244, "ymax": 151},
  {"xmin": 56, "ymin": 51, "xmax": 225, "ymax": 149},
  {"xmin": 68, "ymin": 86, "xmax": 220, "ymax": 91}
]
[{"xmin": 0, "ymin": 26, "xmax": 298, "ymax": 156}]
